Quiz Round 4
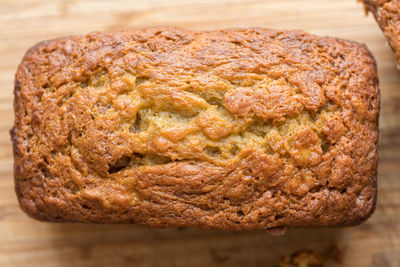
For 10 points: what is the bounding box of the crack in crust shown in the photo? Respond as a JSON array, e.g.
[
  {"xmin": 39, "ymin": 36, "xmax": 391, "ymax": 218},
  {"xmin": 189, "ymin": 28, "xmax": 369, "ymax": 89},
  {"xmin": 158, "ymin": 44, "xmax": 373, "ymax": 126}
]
[{"xmin": 11, "ymin": 27, "xmax": 379, "ymax": 229}]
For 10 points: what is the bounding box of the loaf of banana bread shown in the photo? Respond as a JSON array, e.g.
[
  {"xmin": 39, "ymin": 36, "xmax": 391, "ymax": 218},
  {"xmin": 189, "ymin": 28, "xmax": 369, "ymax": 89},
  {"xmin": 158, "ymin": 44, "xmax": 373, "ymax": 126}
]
[
  {"xmin": 362, "ymin": 0, "xmax": 400, "ymax": 64},
  {"xmin": 11, "ymin": 27, "xmax": 379, "ymax": 229}
]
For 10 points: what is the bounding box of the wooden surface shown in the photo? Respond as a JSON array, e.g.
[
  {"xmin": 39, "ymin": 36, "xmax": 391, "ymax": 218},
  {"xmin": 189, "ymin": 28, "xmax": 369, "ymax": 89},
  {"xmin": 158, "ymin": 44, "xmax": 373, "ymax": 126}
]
[{"xmin": 0, "ymin": 0, "xmax": 399, "ymax": 266}]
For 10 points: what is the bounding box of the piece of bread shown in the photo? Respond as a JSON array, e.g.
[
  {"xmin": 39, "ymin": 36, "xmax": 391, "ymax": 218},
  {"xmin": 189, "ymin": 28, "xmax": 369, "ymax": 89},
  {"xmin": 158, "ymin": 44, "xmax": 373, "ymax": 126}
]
[
  {"xmin": 11, "ymin": 27, "xmax": 379, "ymax": 230},
  {"xmin": 362, "ymin": 0, "xmax": 400, "ymax": 64},
  {"xmin": 280, "ymin": 250, "xmax": 323, "ymax": 267}
]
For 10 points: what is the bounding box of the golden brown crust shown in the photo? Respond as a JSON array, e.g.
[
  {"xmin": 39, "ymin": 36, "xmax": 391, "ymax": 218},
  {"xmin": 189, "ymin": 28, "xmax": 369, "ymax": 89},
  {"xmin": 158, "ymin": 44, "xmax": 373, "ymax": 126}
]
[
  {"xmin": 362, "ymin": 0, "xmax": 400, "ymax": 64},
  {"xmin": 11, "ymin": 27, "xmax": 379, "ymax": 229}
]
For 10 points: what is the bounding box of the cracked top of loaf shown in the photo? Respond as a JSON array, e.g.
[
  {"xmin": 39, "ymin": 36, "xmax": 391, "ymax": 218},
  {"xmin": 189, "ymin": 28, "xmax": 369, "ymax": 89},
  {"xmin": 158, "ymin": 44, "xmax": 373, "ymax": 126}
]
[{"xmin": 11, "ymin": 27, "xmax": 379, "ymax": 229}]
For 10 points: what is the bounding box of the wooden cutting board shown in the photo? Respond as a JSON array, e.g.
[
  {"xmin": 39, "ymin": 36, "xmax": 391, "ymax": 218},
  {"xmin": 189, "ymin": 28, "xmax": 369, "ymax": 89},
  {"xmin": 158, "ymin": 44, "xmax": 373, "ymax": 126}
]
[{"xmin": 0, "ymin": 0, "xmax": 399, "ymax": 266}]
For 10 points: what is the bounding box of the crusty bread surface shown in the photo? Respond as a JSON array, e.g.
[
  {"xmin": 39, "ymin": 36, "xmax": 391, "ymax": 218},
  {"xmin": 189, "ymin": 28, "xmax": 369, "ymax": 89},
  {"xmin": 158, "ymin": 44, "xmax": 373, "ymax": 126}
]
[
  {"xmin": 11, "ymin": 27, "xmax": 379, "ymax": 229},
  {"xmin": 363, "ymin": 0, "xmax": 400, "ymax": 64}
]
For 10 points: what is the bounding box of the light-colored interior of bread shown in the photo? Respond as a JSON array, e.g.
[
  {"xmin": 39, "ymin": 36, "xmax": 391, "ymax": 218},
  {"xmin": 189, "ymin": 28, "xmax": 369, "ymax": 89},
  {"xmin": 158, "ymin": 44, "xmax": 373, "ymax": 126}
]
[{"xmin": 77, "ymin": 69, "xmax": 335, "ymax": 173}]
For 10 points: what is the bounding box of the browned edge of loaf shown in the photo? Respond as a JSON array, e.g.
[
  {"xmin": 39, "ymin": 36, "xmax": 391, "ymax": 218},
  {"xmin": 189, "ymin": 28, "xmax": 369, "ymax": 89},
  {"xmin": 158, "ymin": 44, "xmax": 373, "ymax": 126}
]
[{"xmin": 362, "ymin": 0, "xmax": 400, "ymax": 64}]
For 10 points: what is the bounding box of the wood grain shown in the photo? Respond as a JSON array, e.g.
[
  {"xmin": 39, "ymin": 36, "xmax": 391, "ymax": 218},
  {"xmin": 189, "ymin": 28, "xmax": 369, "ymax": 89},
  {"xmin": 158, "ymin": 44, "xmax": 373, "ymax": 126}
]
[{"xmin": 0, "ymin": 0, "xmax": 399, "ymax": 266}]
